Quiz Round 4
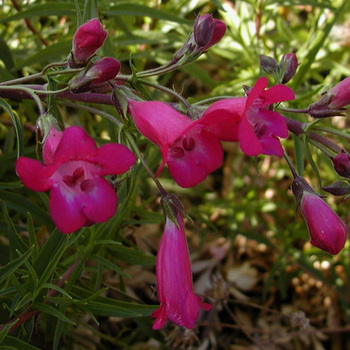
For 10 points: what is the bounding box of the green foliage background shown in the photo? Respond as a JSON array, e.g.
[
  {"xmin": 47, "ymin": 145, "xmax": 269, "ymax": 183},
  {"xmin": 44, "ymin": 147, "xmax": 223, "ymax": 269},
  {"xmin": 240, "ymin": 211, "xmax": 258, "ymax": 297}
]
[{"xmin": 1, "ymin": 0, "xmax": 350, "ymax": 349}]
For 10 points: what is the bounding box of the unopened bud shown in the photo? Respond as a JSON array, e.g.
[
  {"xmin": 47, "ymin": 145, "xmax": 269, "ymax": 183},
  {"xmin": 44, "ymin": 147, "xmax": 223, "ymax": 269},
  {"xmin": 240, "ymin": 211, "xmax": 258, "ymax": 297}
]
[
  {"xmin": 259, "ymin": 55, "xmax": 278, "ymax": 75},
  {"xmin": 193, "ymin": 14, "xmax": 226, "ymax": 52},
  {"xmin": 280, "ymin": 53, "xmax": 298, "ymax": 84},
  {"xmin": 322, "ymin": 181, "xmax": 350, "ymax": 196},
  {"xmin": 69, "ymin": 57, "xmax": 120, "ymax": 93},
  {"xmin": 328, "ymin": 76, "xmax": 350, "ymax": 109},
  {"xmin": 291, "ymin": 176, "xmax": 348, "ymax": 254},
  {"xmin": 68, "ymin": 18, "xmax": 108, "ymax": 68},
  {"xmin": 333, "ymin": 152, "xmax": 350, "ymax": 178}
]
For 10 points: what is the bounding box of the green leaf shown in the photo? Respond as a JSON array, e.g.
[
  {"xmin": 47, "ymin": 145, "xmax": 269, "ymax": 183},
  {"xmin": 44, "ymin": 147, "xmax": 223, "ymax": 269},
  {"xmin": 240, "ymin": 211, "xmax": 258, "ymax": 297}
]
[
  {"xmin": 0, "ymin": 35, "xmax": 15, "ymax": 70},
  {"xmin": 0, "ymin": 3, "xmax": 77, "ymax": 24},
  {"xmin": 105, "ymin": 4, "xmax": 191, "ymax": 24},
  {"xmin": 31, "ymin": 302, "xmax": 76, "ymax": 325},
  {"xmin": 1, "ymin": 201, "xmax": 28, "ymax": 257},
  {"xmin": 0, "ymin": 319, "xmax": 19, "ymax": 345},
  {"xmin": 34, "ymin": 231, "xmax": 69, "ymax": 287},
  {"xmin": 0, "ymin": 247, "xmax": 33, "ymax": 284},
  {"xmin": 71, "ymin": 286, "xmax": 156, "ymax": 317},
  {"xmin": 42, "ymin": 283, "xmax": 73, "ymax": 300},
  {"xmin": 2, "ymin": 336, "xmax": 42, "ymax": 350},
  {"xmin": 27, "ymin": 213, "xmax": 39, "ymax": 262},
  {"xmin": 13, "ymin": 40, "xmax": 72, "ymax": 70},
  {"xmin": 0, "ymin": 98, "xmax": 23, "ymax": 158},
  {"xmin": 107, "ymin": 244, "xmax": 156, "ymax": 266},
  {"xmin": 0, "ymin": 191, "xmax": 53, "ymax": 229}
]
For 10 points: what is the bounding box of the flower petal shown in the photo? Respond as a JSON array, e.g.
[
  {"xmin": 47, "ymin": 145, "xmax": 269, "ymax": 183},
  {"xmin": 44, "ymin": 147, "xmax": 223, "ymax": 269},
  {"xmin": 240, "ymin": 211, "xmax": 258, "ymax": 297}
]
[
  {"xmin": 238, "ymin": 117, "xmax": 263, "ymax": 156},
  {"xmin": 43, "ymin": 127, "xmax": 63, "ymax": 164},
  {"xmin": 128, "ymin": 100, "xmax": 193, "ymax": 147},
  {"xmin": 245, "ymin": 77, "xmax": 268, "ymax": 111},
  {"xmin": 49, "ymin": 185, "xmax": 88, "ymax": 234},
  {"xmin": 255, "ymin": 109, "xmax": 289, "ymax": 138},
  {"xmin": 167, "ymin": 128, "xmax": 223, "ymax": 188},
  {"xmin": 16, "ymin": 157, "xmax": 56, "ymax": 192},
  {"xmin": 53, "ymin": 126, "xmax": 98, "ymax": 164},
  {"xmin": 199, "ymin": 97, "xmax": 246, "ymax": 141},
  {"xmin": 262, "ymin": 84, "xmax": 295, "ymax": 104},
  {"xmin": 81, "ymin": 177, "xmax": 117, "ymax": 223},
  {"xmin": 93, "ymin": 143, "xmax": 136, "ymax": 176}
]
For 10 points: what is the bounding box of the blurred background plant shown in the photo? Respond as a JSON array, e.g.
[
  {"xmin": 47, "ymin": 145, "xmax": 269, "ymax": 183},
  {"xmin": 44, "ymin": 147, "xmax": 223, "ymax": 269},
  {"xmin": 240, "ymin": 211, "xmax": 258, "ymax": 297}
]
[{"xmin": 1, "ymin": 0, "xmax": 350, "ymax": 349}]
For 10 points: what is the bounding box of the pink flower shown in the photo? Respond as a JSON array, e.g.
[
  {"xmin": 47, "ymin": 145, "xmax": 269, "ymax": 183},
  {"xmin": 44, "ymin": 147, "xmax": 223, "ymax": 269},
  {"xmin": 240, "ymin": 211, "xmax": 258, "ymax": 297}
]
[
  {"xmin": 328, "ymin": 77, "xmax": 350, "ymax": 109},
  {"xmin": 128, "ymin": 100, "xmax": 224, "ymax": 188},
  {"xmin": 70, "ymin": 57, "xmax": 121, "ymax": 93},
  {"xmin": 69, "ymin": 18, "xmax": 108, "ymax": 67},
  {"xmin": 16, "ymin": 126, "xmax": 136, "ymax": 234},
  {"xmin": 152, "ymin": 214, "xmax": 212, "ymax": 329},
  {"xmin": 292, "ymin": 176, "xmax": 348, "ymax": 254},
  {"xmin": 193, "ymin": 14, "xmax": 226, "ymax": 52},
  {"xmin": 238, "ymin": 77, "xmax": 294, "ymax": 156}
]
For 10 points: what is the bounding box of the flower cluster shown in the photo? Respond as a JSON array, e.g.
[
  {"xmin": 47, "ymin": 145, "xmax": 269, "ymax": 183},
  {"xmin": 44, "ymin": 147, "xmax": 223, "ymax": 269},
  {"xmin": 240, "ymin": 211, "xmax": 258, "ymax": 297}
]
[{"xmin": 11, "ymin": 13, "xmax": 350, "ymax": 335}]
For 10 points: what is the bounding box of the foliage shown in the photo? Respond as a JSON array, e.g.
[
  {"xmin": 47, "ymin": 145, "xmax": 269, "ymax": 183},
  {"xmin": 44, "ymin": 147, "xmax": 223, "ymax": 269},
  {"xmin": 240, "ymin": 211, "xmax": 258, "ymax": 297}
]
[{"xmin": 1, "ymin": 0, "xmax": 350, "ymax": 349}]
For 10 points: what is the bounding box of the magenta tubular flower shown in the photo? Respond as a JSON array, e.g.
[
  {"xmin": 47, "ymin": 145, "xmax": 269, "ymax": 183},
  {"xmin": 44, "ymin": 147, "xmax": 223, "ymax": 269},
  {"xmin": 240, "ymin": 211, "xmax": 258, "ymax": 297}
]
[
  {"xmin": 16, "ymin": 126, "xmax": 136, "ymax": 234},
  {"xmin": 300, "ymin": 192, "xmax": 348, "ymax": 254},
  {"xmin": 292, "ymin": 176, "xmax": 348, "ymax": 254},
  {"xmin": 70, "ymin": 57, "xmax": 121, "ymax": 92},
  {"xmin": 152, "ymin": 215, "xmax": 212, "ymax": 329},
  {"xmin": 328, "ymin": 77, "xmax": 350, "ymax": 109},
  {"xmin": 69, "ymin": 18, "xmax": 108, "ymax": 67},
  {"xmin": 193, "ymin": 14, "xmax": 226, "ymax": 52},
  {"xmin": 128, "ymin": 100, "xmax": 224, "ymax": 188},
  {"xmin": 238, "ymin": 77, "xmax": 295, "ymax": 156}
]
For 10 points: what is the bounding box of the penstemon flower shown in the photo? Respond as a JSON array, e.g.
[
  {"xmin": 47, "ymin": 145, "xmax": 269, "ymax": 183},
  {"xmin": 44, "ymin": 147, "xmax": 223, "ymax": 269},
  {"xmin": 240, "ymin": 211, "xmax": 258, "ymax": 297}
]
[
  {"xmin": 128, "ymin": 100, "xmax": 224, "ymax": 188},
  {"xmin": 16, "ymin": 126, "xmax": 136, "ymax": 234},
  {"xmin": 152, "ymin": 213, "xmax": 212, "ymax": 329}
]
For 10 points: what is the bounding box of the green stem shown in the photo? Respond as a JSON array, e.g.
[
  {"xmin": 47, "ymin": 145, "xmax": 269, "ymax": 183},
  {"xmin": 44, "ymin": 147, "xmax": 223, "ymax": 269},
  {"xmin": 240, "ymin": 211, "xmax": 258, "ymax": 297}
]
[
  {"xmin": 0, "ymin": 86, "xmax": 45, "ymax": 115},
  {"xmin": 58, "ymin": 101, "xmax": 122, "ymax": 128},
  {"xmin": 276, "ymin": 107, "xmax": 309, "ymax": 114},
  {"xmin": 284, "ymin": 151, "xmax": 298, "ymax": 178},
  {"xmin": 137, "ymin": 78, "xmax": 191, "ymax": 110},
  {"xmin": 124, "ymin": 132, "xmax": 167, "ymax": 196},
  {"xmin": 0, "ymin": 62, "xmax": 68, "ymax": 86}
]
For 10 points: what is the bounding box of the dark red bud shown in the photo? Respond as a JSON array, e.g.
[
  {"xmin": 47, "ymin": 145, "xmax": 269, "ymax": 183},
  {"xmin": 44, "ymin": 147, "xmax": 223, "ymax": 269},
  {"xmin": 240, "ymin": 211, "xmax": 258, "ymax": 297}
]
[
  {"xmin": 280, "ymin": 53, "xmax": 298, "ymax": 84},
  {"xmin": 322, "ymin": 181, "xmax": 350, "ymax": 196},
  {"xmin": 333, "ymin": 152, "xmax": 350, "ymax": 178},
  {"xmin": 259, "ymin": 55, "xmax": 278, "ymax": 75}
]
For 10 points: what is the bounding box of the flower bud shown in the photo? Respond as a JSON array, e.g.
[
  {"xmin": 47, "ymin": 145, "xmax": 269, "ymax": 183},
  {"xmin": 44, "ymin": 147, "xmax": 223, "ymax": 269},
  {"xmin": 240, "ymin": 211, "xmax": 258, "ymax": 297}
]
[
  {"xmin": 322, "ymin": 181, "xmax": 350, "ymax": 196},
  {"xmin": 328, "ymin": 77, "xmax": 350, "ymax": 109},
  {"xmin": 68, "ymin": 18, "xmax": 108, "ymax": 68},
  {"xmin": 292, "ymin": 176, "xmax": 347, "ymax": 254},
  {"xmin": 193, "ymin": 14, "xmax": 226, "ymax": 52},
  {"xmin": 259, "ymin": 55, "xmax": 278, "ymax": 75},
  {"xmin": 173, "ymin": 14, "xmax": 226, "ymax": 63},
  {"xmin": 333, "ymin": 152, "xmax": 350, "ymax": 178},
  {"xmin": 69, "ymin": 57, "xmax": 120, "ymax": 93},
  {"xmin": 279, "ymin": 53, "xmax": 298, "ymax": 84}
]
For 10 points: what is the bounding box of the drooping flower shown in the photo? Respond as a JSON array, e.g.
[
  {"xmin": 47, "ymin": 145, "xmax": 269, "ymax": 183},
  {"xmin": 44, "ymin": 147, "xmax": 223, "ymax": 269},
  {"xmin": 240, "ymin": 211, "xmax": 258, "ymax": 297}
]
[
  {"xmin": 69, "ymin": 57, "xmax": 121, "ymax": 93},
  {"xmin": 238, "ymin": 77, "xmax": 294, "ymax": 156},
  {"xmin": 68, "ymin": 18, "xmax": 108, "ymax": 68},
  {"xmin": 128, "ymin": 100, "xmax": 224, "ymax": 188},
  {"xmin": 292, "ymin": 176, "xmax": 348, "ymax": 254},
  {"xmin": 16, "ymin": 126, "xmax": 136, "ymax": 234},
  {"xmin": 152, "ymin": 213, "xmax": 212, "ymax": 329}
]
